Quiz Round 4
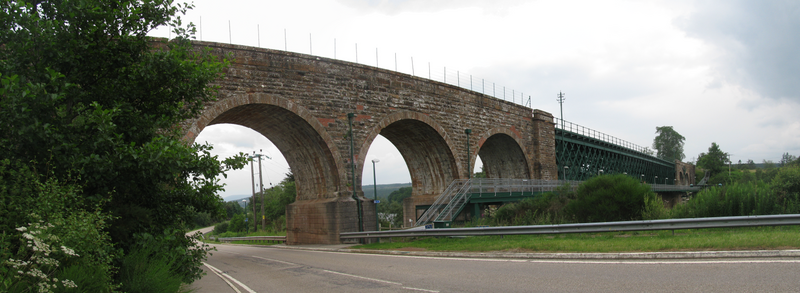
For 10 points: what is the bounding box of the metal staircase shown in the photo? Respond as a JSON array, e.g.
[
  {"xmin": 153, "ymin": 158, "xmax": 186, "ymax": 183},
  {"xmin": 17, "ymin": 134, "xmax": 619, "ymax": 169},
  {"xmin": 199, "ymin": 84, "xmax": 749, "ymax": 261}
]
[
  {"xmin": 697, "ymin": 172, "xmax": 711, "ymax": 186},
  {"xmin": 415, "ymin": 179, "xmax": 469, "ymax": 227},
  {"xmin": 432, "ymin": 180, "xmax": 475, "ymax": 224}
]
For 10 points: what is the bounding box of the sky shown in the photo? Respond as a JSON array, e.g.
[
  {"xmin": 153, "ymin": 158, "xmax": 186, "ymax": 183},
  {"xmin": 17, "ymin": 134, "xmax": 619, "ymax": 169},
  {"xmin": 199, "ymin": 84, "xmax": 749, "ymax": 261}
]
[{"xmin": 148, "ymin": 0, "xmax": 800, "ymax": 200}]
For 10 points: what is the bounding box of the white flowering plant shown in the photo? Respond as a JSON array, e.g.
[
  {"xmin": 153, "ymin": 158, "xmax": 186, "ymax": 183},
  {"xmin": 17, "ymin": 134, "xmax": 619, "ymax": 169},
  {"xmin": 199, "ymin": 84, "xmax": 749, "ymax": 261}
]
[
  {"xmin": 0, "ymin": 160, "xmax": 117, "ymax": 292},
  {"xmin": 1, "ymin": 214, "xmax": 79, "ymax": 293}
]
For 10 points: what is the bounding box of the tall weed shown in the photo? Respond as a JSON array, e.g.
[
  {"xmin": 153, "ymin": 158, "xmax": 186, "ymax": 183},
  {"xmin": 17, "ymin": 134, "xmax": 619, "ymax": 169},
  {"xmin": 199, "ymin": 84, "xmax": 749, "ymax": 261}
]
[{"xmin": 672, "ymin": 181, "xmax": 791, "ymax": 218}]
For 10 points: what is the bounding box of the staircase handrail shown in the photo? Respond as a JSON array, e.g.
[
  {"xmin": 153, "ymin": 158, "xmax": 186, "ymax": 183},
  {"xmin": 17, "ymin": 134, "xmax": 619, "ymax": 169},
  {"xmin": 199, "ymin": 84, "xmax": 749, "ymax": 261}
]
[
  {"xmin": 434, "ymin": 180, "xmax": 475, "ymax": 222},
  {"xmin": 415, "ymin": 179, "xmax": 468, "ymax": 226}
]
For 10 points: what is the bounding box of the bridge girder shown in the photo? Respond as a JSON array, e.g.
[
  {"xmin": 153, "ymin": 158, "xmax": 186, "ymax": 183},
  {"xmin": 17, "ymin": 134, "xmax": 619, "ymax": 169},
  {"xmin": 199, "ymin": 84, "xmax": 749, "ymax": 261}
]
[{"xmin": 555, "ymin": 129, "xmax": 675, "ymax": 184}]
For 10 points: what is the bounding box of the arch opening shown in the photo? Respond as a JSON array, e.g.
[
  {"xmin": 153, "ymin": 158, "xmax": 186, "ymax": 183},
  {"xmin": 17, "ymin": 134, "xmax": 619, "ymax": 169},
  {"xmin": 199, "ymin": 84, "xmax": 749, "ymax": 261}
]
[
  {"xmin": 206, "ymin": 104, "xmax": 341, "ymax": 201},
  {"xmin": 477, "ymin": 133, "xmax": 530, "ymax": 179},
  {"xmin": 377, "ymin": 119, "xmax": 459, "ymax": 197},
  {"xmin": 194, "ymin": 124, "xmax": 291, "ymax": 200}
]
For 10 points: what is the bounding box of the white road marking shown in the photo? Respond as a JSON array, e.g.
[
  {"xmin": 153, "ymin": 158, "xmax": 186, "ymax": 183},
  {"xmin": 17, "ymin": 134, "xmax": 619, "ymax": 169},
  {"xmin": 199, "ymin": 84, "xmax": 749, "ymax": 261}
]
[
  {"xmin": 203, "ymin": 262, "xmax": 242, "ymax": 293},
  {"xmin": 203, "ymin": 262, "xmax": 257, "ymax": 293},
  {"xmin": 249, "ymin": 255, "xmax": 302, "ymax": 266},
  {"xmin": 402, "ymin": 286, "xmax": 440, "ymax": 292},
  {"xmin": 245, "ymin": 251, "xmax": 440, "ymax": 292},
  {"xmin": 320, "ymin": 269, "xmax": 403, "ymax": 285}
]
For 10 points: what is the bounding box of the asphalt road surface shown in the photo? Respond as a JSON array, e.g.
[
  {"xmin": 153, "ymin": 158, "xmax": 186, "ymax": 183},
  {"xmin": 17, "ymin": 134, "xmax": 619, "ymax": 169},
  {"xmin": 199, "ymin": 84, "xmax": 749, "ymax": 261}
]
[{"xmin": 188, "ymin": 244, "xmax": 800, "ymax": 292}]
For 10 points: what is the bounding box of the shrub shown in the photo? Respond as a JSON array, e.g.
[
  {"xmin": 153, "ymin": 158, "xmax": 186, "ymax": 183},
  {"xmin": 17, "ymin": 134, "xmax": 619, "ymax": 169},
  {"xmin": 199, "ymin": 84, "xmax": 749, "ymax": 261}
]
[
  {"xmin": 228, "ymin": 214, "xmax": 246, "ymax": 233},
  {"xmin": 213, "ymin": 221, "xmax": 229, "ymax": 234},
  {"xmin": 565, "ymin": 174, "xmax": 655, "ymax": 222},
  {"xmin": 492, "ymin": 183, "xmax": 575, "ymax": 226},
  {"xmin": 271, "ymin": 215, "xmax": 287, "ymax": 232},
  {"xmin": 771, "ymin": 166, "xmax": 800, "ymax": 205}
]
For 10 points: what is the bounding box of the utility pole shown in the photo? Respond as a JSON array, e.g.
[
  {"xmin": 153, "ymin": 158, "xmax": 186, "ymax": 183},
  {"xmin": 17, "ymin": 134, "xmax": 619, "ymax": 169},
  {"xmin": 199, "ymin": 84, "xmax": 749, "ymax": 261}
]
[
  {"xmin": 557, "ymin": 91, "xmax": 565, "ymax": 130},
  {"xmin": 251, "ymin": 150, "xmax": 272, "ymax": 231},
  {"xmin": 249, "ymin": 153, "xmax": 256, "ymax": 232},
  {"xmin": 257, "ymin": 150, "xmax": 266, "ymax": 231}
]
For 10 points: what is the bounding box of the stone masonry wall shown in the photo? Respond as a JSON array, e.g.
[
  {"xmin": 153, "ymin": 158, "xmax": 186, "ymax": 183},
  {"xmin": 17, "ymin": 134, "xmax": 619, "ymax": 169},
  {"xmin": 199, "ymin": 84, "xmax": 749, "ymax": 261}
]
[{"xmin": 182, "ymin": 41, "xmax": 556, "ymax": 243}]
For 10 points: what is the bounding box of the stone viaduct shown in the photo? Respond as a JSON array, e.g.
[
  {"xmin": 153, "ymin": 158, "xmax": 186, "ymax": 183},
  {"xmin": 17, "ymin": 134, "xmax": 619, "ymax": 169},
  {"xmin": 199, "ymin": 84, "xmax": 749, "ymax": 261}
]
[{"xmin": 180, "ymin": 41, "xmax": 558, "ymax": 244}]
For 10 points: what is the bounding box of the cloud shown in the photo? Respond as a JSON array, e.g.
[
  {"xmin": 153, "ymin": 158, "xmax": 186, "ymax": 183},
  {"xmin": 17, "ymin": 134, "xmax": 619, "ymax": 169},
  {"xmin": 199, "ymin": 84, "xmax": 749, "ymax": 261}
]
[
  {"xmin": 676, "ymin": 0, "xmax": 800, "ymax": 101},
  {"xmin": 335, "ymin": 0, "xmax": 525, "ymax": 15}
]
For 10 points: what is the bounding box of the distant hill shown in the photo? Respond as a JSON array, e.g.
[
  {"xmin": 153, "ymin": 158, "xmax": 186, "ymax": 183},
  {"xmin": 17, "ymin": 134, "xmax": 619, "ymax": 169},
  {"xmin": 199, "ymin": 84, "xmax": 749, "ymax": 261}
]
[
  {"xmin": 362, "ymin": 183, "xmax": 412, "ymax": 200},
  {"xmin": 224, "ymin": 182, "xmax": 411, "ymax": 206}
]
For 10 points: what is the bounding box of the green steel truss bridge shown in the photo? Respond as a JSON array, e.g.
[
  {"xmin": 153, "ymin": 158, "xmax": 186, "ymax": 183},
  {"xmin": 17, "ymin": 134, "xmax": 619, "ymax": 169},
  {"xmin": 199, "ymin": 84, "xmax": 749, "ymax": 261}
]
[
  {"xmin": 555, "ymin": 118, "xmax": 675, "ymax": 184},
  {"xmin": 416, "ymin": 178, "xmax": 702, "ymax": 228}
]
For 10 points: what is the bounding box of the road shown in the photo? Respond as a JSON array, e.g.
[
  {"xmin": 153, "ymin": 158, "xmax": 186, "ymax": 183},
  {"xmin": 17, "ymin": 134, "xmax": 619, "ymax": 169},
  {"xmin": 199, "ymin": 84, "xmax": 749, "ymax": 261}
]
[{"xmin": 188, "ymin": 243, "xmax": 800, "ymax": 292}]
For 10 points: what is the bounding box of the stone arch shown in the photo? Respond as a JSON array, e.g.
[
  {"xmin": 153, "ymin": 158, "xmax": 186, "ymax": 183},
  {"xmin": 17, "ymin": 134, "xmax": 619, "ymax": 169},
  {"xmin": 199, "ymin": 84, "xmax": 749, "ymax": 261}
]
[
  {"xmin": 183, "ymin": 93, "xmax": 346, "ymax": 201},
  {"xmin": 474, "ymin": 127, "xmax": 531, "ymax": 179},
  {"xmin": 357, "ymin": 111, "xmax": 461, "ymax": 197}
]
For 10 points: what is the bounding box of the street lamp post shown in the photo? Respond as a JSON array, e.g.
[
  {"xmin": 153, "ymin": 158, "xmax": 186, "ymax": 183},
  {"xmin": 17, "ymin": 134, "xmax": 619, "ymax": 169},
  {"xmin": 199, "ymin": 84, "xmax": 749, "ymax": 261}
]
[
  {"xmin": 242, "ymin": 200, "xmax": 248, "ymax": 233},
  {"xmin": 564, "ymin": 166, "xmax": 569, "ymax": 181},
  {"xmin": 372, "ymin": 159, "xmax": 380, "ymax": 231},
  {"xmin": 654, "ymin": 176, "xmax": 658, "ymax": 185}
]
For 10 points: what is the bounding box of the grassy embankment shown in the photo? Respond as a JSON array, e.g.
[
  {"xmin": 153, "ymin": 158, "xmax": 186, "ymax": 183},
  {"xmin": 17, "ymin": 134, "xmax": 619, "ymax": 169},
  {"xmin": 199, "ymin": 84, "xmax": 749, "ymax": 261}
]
[{"xmin": 352, "ymin": 226, "xmax": 800, "ymax": 253}]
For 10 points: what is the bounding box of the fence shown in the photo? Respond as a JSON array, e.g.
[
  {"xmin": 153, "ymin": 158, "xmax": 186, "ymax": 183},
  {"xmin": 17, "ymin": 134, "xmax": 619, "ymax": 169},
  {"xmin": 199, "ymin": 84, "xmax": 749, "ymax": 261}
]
[{"xmin": 555, "ymin": 117, "xmax": 652, "ymax": 155}]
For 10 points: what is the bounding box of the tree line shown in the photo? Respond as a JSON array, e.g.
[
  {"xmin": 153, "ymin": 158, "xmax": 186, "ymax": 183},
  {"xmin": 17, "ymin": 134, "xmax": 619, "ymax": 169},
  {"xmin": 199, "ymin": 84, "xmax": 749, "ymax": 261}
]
[{"xmin": 212, "ymin": 173, "xmax": 296, "ymax": 235}]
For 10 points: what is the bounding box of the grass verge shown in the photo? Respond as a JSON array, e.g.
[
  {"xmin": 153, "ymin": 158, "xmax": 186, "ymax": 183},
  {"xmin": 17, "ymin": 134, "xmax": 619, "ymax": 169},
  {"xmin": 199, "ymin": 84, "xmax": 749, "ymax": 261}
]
[{"xmin": 353, "ymin": 226, "xmax": 800, "ymax": 253}]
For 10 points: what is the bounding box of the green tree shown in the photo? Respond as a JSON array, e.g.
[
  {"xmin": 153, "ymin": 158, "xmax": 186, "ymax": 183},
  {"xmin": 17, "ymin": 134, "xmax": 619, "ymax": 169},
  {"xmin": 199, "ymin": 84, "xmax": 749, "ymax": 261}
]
[
  {"xmin": 0, "ymin": 0, "xmax": 246, "ymax": 284},
  {"xmin": 387, "ymin": 187, "xmax": 413, "ymax": 203},
  {"xmin": 474, "ymin": 165, "xmax": 487, "ymax": 178},
  {"xmin": 223, "ymin": 201, "xmax": 245, "ymax": 220},
  {"xmin": 652, "ymin": 126, "xmax": 686, "ymax": 162},
  {"xmin": 377, "ymin": 187, "xmax": 412, "ymax": 228},
  {"xmin": 697, "ymin": 143, "xmax": 729, "ymax": 176},
  {"xmin": 264, "ymin": 173, "xmax": 297, "ymax": 223},
  {"xmin": 780, "ymin": 153, "xmax": 797, "ymax": 167}
]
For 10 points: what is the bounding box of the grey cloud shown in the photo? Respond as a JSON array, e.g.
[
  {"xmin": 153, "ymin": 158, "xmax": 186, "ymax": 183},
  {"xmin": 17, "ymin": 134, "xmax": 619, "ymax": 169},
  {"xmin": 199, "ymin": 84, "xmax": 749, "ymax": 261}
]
[{"xmin": 676, "ymin": 0, "xmax": 800, "ymax": 101}]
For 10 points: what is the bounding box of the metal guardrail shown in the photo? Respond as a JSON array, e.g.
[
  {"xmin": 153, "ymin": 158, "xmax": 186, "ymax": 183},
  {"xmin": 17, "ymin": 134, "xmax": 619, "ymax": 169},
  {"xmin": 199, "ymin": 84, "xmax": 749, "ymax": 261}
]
[
  {"xmin": 216, "ymin": 236, "xmax": 286, "ymax": 243},
  {"xmin": 341, "ymin": 214, "xmax": 800, "ymax": 239}
]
